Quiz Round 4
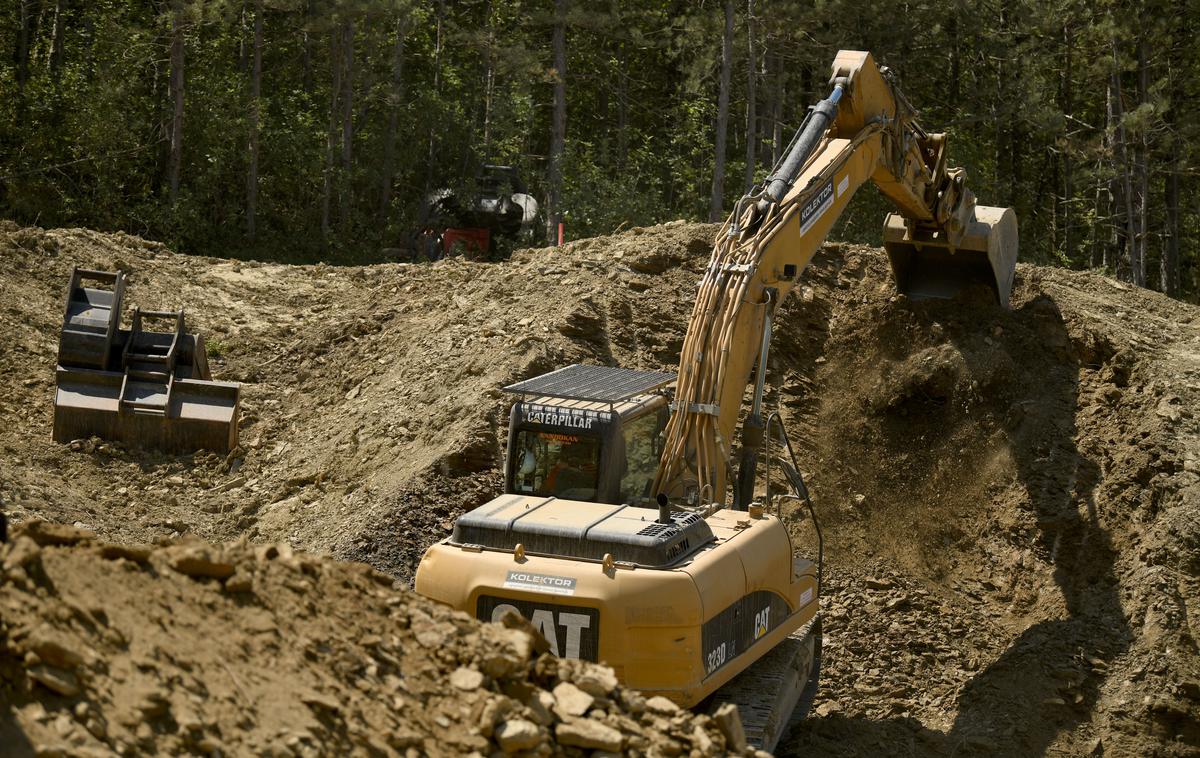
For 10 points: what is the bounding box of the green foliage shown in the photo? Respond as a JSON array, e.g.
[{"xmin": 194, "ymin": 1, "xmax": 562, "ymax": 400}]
[{"xmin": 0, "ymin": 0, "xmax": 1196, "ymax": 298}]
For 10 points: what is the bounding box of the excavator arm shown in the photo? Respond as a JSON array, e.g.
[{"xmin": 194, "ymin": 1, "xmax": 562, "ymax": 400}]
[{"xmin": 653, "ymin": 50, "xmax": 1018, "ymax": 508}]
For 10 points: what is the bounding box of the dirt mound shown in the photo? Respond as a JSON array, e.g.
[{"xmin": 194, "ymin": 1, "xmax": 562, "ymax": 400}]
[
  {"xmin": 0, "ymin": 219, "xmax": 708, "ymax": 584},
  {"xmin": 771, "ymin": 245, "xmax": 1200, "ymax": 756},
  {"xmin": 0, "ymin": 520, "xmax": 754, "ymax": 757},
  {"xmin": 1, "ymin": 219, "xmax": 1198, "ymax": 757}
]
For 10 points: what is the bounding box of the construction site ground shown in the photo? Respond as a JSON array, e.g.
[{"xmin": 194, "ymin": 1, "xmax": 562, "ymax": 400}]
[{"xmin": 0, "ymin": 219, "xmax": 1197, "ymax": 757}]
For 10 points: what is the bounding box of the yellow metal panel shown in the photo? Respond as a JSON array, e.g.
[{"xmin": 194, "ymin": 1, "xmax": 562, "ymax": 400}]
[
  {"xmin": 415, "ymin": 514, "xmax": 816, "ymax": 709},
  {"xmin": 520, "ymin": 499, "xmax": 620, "ymax": 528}
]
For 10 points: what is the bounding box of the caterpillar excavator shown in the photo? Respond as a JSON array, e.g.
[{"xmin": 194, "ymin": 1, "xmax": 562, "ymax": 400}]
[{"xmin": 414, "ymin": 51, "xmax": 1017, "ymax": 751}]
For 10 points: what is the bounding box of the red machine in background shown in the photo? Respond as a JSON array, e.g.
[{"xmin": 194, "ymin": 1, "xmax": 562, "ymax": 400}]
[
  {"xmin": 441, "ymin": 227, "xmax": 491, "ymax": 258},
  {"xmin": 423, "ymin": 165, "xmax": 539, "ymax": 259}
]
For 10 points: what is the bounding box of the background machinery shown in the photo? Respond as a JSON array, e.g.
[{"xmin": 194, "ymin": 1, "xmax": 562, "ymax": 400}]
[
  {"xmin": 415, "ymin": 51, "xmax": 1018, "ymax": 751},
  {"xmin": 423, "ymin": 164, "xmax": 539, "ymax": 259}
]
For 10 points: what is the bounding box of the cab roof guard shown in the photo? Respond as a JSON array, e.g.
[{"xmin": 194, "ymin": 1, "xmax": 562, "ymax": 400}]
[{"xmin": 503, "ymin": 364, "xmax": 675, "ymax": 405}]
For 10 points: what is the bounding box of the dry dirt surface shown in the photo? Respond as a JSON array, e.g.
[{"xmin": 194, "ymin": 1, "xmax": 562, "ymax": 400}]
[
  {"xmin": 1, "ymin": 218, "xmax": 1198, "ymax": 757},
  {"xmin": 0, "ymin": 520, "xmax": 752, "ymax": 757}
]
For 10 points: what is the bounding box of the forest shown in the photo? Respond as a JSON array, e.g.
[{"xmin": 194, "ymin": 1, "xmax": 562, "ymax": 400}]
[{"xmin": 1, "ymin": 0, "xmax": 1196, "ymax": 300}]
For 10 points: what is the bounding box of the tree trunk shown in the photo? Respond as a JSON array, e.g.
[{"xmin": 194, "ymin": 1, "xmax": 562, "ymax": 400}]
[
  {"xmin": 742, "ymin": 0, "xmax": 757, "ymax": 191},
  {"xmin": 379, "ymin": 15, "xmax": 408, "ymax": 220},
  {"xmin": 321, "ymin": 26, "xmax": 341, "ymax": 238},
  {"xmin": 167, "ymin": 0, "xmax": 186, "ymax": 206},
  {"xmin": 246, "ymin": 0, "xmax": 263, "ymax": 240},
  {"xmin": 301, "ymin": 1, "xmax": 312, "ymax": 93},
  {"xmin": 709, "ymin": 0, "xmax": 733, "ymax": 222},
  {"xmin": 423, "ymin": 0, "xmax": 445, "ymax": 202},
  {"xmin": 1162, "ymin": 26, "xmax": 1182, "ymax": 297},
  {"xmin": 49, "ymin": 0, "xmax": 65, "ymax": 76},
  {"xmin": 948, "ymin": 13, "xmax": 960, "ymax": 104},
  {"xmin": 616, "ymin": 41, "xmax": 629, "ymax": 168},
  {"xmin": 1092, "ymin": 182, "xmax": 1108, "ymax": 270},
  {"xmin": 16, "ymin": 0, "xmax": 33, "ymax": 91},
  {"xmin": 1061, "ymin": 22, "xmax": 1074, "ymax": 266},
  {"xmin": 770, "ymin": 47, "xmax": 783, "ymax": 167},
  {"xmin": 482, "ymin": 56, "xmax": 495, "ymax": 159},
  {"xmin": 1104, "ymin": 82, "xmax": 1122, "ymax": 274},
  {"xmin": 994, "ymin": 0, "xmax": 1011, "ymax": 207},
  {"xmin": 1163, "ymin": 156, "xmax": 1179, "ymax": 297},
  {"xmin": 1109, "ymin": 55, "xmax": 1138, "ymax": 284},
  {"xmin": 544, "ymin": 0, "xmax": 567, "ymax": 245},
  {"xmin": 1133, "ymin": 38, "xmax": 1149, "ymax": 289},
  {"xmin": 339, "ymin": 18, "xmax": 354, "ymax": 229},
  {"xmin": 238, "ymin": 1, "xmax": 248, "ymax": 72}
]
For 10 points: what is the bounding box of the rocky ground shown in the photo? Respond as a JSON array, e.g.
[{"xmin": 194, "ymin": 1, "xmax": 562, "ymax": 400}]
[
  {"xmin": 0, "ymin": 520, "xmax": 752, "ymax": 757},
  {"xmin": 1, "ymin": 219, "xmax": 1197, "ymax": 757}
]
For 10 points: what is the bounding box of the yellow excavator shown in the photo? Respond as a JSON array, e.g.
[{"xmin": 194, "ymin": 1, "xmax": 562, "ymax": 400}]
[{"xmin": 415, "ymin": 51, "xmax": 1017, "ymax": 751}]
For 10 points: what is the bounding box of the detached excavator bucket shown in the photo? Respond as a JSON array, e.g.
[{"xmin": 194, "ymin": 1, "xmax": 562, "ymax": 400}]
[
  {"xmin": 53, "ymin": 368, "xmax": 239, "ymax": 454},
  {"xmin": 883, "ymin": 205, "xmax": 1018, "ymax": 308},
  {"xmin": 58, "ymin": 267, "xmax": 126, "ymax": 370},
  {"xmin": 52, "ymin": 270, "xmax": 240, "ymax": 454}
]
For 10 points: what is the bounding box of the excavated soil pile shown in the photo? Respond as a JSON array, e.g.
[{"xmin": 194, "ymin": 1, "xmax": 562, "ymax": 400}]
[
  {"xmin": 1, "ymin": 219, "xmax": 1198, "ymax": 757},
  {"xmin": 0, "ymin": 520, "xmax": 754, "ymax": 757},
  {"xmin": 770, "ymin": 246, "xmax": 1200, "ymax": 757},
  {"xmin": 0, "ymin": 220, "xmax": 708, "ymax": 582}
]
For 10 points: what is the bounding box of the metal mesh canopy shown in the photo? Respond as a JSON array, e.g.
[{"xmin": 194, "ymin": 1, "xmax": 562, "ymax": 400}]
[{"xmin": 504, "ymin": 364, "xmax": 675, "ymax": 404}]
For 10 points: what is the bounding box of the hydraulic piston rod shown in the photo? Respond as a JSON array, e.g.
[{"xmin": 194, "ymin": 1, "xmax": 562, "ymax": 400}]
[
  {"xmin": 762, "ymin": 82, "xmax": 845, "ymax": 205},
  {"xmin": 734, "ymin": 289, "xmax": 775, "ymax": 510}
]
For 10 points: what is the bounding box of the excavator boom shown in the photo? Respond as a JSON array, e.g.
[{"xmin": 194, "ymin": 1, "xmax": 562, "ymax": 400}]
[{"xmin": 653, "ymin": 50, "xmax": 1018, "ymax": 507}]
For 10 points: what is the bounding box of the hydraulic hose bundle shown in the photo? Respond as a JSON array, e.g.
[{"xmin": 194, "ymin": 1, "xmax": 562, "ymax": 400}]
[{"xmin": 652, "ymin": 85, "xmax": 847, "ymax": 507}]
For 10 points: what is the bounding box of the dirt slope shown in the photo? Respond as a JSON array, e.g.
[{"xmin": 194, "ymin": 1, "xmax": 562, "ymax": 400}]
[
  {"xmin": 0, "ymin": 521, "xmax": 750, "ymax": 757},
  {"xmin": 0, "ymin": 220, "xmax": 708, "ymax": 583},
  {"xmin": 768, "ymin": 247, "xmax": 1200, "ymax": 756},
  {"xmin": 1, "ymin": 219, "xmax": 1197, "ymax": 757}
]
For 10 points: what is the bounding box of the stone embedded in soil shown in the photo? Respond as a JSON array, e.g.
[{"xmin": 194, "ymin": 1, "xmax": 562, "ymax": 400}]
[
  {"xmin": 477, "ymin": 695, "xmax": 513, "ymax": 737},
  {"xmin": 224, "ymin": 569, "xmax": 254, "ymax": 593},
  {"xmin": 97, "ymin": 543, "xmax": 152, "ymax": 562},
  {"xmin": 163, "ymin": 545, "xmax": 236, "ymax": 579},
  {"xmin": 19, "ymin": 520, "xmax": 95, "ymax": 547},
  {"xmin": 552, "ymin": 682, "xmax": 594, "ymax": 717},
  {"xmin": 644, "ymin": 695, "xmax": 680, "ymax": 715},
  {"xmin": 3, "ymin": 535, "xmax": 41, "ymax": 571},
  {"xmin": 573, "ymin": 664, "xmax": 619, "ymax": 697},
  {"xmin": 713, "ymin": 703, "xmax": 747, "ymax": 752},
  {"xmin": 25, "ymin": 626, "xmax": 94, "ymax": 670},
  {"xmin": 555, "ymin": 718, "xmax": 624, "ymax": 752},
  {"xmin": 494, "ymin": 718, "xmax": 542, "ymax": 753},
  {"xmin": 525, "ymin": 690, "xmax": 556, "ymax": 725},
  {"xmin": 300, "ymin": 692, "xmax": 341, "ymax": 715},
  {"xmin": 450, "ymin": 666, "xmax": 484, "ymax": 690},
  {"xmin": 26, "ymin": 664, "xmax": 81, "ymax": 696}
]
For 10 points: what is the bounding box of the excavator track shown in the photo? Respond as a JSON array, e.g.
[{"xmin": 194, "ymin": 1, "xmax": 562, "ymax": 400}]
[{"xmin": 709, "ymin": 616, "xmax": 822, "ymax": 753}]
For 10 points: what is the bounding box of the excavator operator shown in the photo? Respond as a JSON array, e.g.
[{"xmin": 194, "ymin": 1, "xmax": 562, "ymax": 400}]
[{"xmin": 543, "ymin": 440, "xmax": 597, "ymax": 498}]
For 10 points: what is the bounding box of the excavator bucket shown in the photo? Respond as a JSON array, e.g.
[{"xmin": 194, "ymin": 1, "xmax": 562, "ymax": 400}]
[
  {"xmin": 52, "ymin": 269, "xmax": 240, "ymax": 454},
  {"xmin": 58, "ymin": 268, "xmax": 126, "ymax": 370},
  {"xmin": 883, "ymin": 205, "xmax": 1018, "ymax": 308}
]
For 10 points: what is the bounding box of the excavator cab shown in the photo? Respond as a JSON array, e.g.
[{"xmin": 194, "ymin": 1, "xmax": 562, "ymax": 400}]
[{"xmin": 503, "ymin": 364, "xmax": 673, "ymax": 506}]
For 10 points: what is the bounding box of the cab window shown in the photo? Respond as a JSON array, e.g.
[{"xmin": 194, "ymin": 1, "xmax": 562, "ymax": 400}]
[
  {"xmin": 619, "ymin": 409, "xmax": 667, "ymax": 505},
  {"xmin": 512, "ymin": 430, "xmax": 600, "ymax": 501}
]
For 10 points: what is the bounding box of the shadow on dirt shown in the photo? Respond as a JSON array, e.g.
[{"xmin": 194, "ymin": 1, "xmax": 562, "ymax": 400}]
[{"xmin": 781, "ymin": 289, "xmax": 1131, "ymax": 757}]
